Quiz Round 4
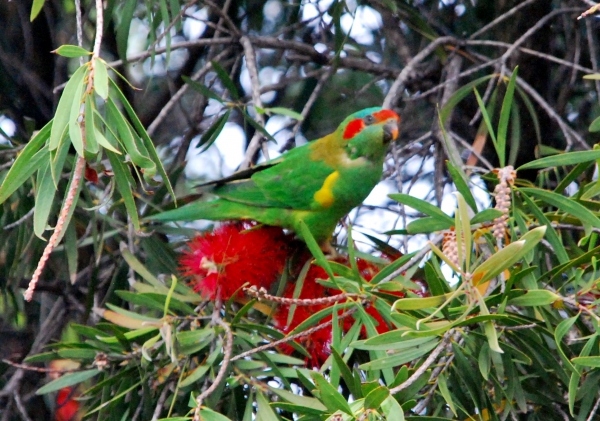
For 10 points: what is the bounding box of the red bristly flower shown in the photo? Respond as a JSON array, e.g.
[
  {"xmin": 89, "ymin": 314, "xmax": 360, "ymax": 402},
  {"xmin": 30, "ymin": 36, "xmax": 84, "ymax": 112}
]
[
  {"xmin": 179, "ymin": 222, "xmax": 290, "ymax": 301},
  {"xmin": 55, "ymin": 387, "xmax": 80, "ymax": 421},
  {"xmin": 274, "ymin": 257, "xmax": 404, "ymax": 367}
]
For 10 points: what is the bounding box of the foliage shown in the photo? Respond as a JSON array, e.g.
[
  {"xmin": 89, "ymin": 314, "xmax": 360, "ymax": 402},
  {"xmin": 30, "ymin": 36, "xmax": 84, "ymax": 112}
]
[{"xmin": 2, "ymin": 1, "xmax": 600, "ymax": 421}]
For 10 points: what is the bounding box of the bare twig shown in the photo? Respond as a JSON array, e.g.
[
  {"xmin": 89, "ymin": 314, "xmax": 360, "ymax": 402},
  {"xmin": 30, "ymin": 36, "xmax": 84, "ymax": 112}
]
[
  {"xmin": 244, "ymin": 286, "xmax": 363, "ymax": 305},
  {"xmin": 586, "ymin": 393, "xmax": 600, "ymax": 421},
  {"xmin": 383, "ymin": 36, "xmax": 459, "ymax": 109},
  {"xmin": 240, "ymin": 35, "xmax": 269, "ymax": 169},
  {"xmin": 147, "ymin": 48, "xmax": 232, "ymax": 136},
  {"xmin": 193, "ymin": 319, "xmax": 233, "ymax": 421},
  {"xmin": 469, "ymin": 0, "xmax": 539, "ymax": 40},
  {"xmin": 3, "ymin": 207, "xmax": 35, "ymax": 230},
  {"xmin": 389, "ymin": 329, "xmax": 454, "ymax": 394},
  {"xmin": 378, "ymin": 234, "xmax": 443, "ymax": 285},
  {"xmin": 1, "ymin": 359, "xmax": 79, "ymax": 374},
  {"xmin": 13, "ymin": 391, "xmax": 33, "ymax": 421},
  {"xmin": 231, "ymin": 307, "xmax": 358, "ymax": 362}
]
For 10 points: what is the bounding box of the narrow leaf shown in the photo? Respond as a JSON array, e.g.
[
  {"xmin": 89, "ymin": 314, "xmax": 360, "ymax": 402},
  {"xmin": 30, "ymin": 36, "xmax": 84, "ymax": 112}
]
[
  {"xmin": 507, "ymin": 289, "xmax": 559, "ymax": 306},
  {"xmin": 30, "ymin": 0, "xmax": 45, "ymax": 21},
  {"xmin": 517, "ymin": 150, "xmax": 600, "ymax": 170},
  {"xmin": 33, "ymin": 161, "xmax": 56, "ymax": 239},
  {"xmin": 53, "ymin": 45, "xmax": 92, "ymax": 58},
  {"xmin": 50, "ymin": 64, "xmax": 87, "ymax": 151},
  {"xmin": 36, "ymin": 369, "xmax": 100, "ymax": 395},
  {"xmin": 521, "ymin": 187, "xmax": 600, "ymax": 230},
  {"xmin": 389, "ymin": 193, "xmax": 454, "ymax": 224},
  {"xmin": 496, "ymin": 67, "xmax": 519, "ymax": 167},
  {"xmin": 94, "ymin": 59, "xmax": 109, "ymax": 100}
]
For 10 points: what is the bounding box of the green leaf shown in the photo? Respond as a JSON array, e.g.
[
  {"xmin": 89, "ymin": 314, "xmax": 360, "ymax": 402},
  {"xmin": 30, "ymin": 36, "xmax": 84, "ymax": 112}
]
[
  {"xmin": 392, "ymin": 293, "xmax": 451, "ymax": 310},
  {"xmin": 33, "ymin": 161, "xmax": 56, "ymax": 239},
  {"xmin": 116, "ymin": 0, "xmax": 137, "ymax": 61},
  {"xmin": 519, "ymin": 191, "xmax": 569, "ymax": 264},
  {"xmin": 439, "ymin": 74, "xmax": 496, "ymax": 124},
  {"xmin": 198, "ymin": 110, "xmax": 231, "ymax": 152},
  {"xmin": 107, "ymin": 98, "xmax": 155, "ymax": 174},
  {"xmin": 182, "ymin": 76, "xmax": 223, "ymax": 103},
  {"xmin": 381, "ymin": 395, "xmax": 405, "ymax": 421},
  {"xmin": 265, "ymin": 107, "xmax": 304, "ymax": 120},
  {"xmin": 447, "ymin": 160, "xmax": 477, "ymax": 211},
  {"xmin": 406, "ymin": 217, "xmax": 452, "ymax": 234},
  {"xmin": 364, "ymin": 386, "xmax": 390, "ymax": 410},
  {"xmin": 555, "ymin": 314, "xmax": 580, "ymax": 375},
  {"xmin": 590, "ymin": 115, "xmax": 600, "ymax": 132},
  {"xmin": 437, "ymin": 372, "xmax": 457, "ymax": 416},
  {"xmin": 331, "ymin": 348, "xmax": 362, "ymax": 398},
  {"xmin": 50, "ymin": 64, "xmax": 87, "ymax": 151},
  {"xmin": 471, "ymin": 226, "xmax": 546, "ymax": 285},
  {"xmin": 256, "ymin": 392, "xmax": 279, "ymax": 421},
  {"xmin": 455, "ymin": 192, "xmax": 471, "ymax": 270},
  {"xmin": 517, "ymin": 150, "xmax": 600, "ymax": 170},
  {"xmin": 354, "ymin": 335, "xmax": 436, "ymax": 352},
  {"xmin": 311, "ymin": 371, "xmax": 353, "ymax": 414},
  {"xmin": 242, "ymin": 111, "xmax": 277, "ymax": 142},
  {"xmin": 106, "ymin": 150, "xmax": 140, "ymax": 231},
  {"xmin": 571, "ymin": 356, "xmax": 600, "ymax": 367},
  {"xmin": 109, "ymin": 79, "xmax": 175, "ymax": 197},
  {"xmin": 496, "ymin": 67, "xmax": 518, "ymax": 167},
  {"xmin": 94, "ymin": 126, "xmax": 121, "ymax": 154},
  {"xmin": 388, "ymin": 194, "xmax": 454, "ymax": 224},
  {"xmin": 179, "ymin": 365, "xmax": 210, "ymax": 388},
  {"xmin": 68, "ymin": 72, "xmax": 86, "ymax": 158},
  {"xmin": 358, "ymin": 340, "xmax": 439, "ymax": 370},
  {"xmin": 482, "ymin": 320, "xmax": 503, "ymax": 354},
  {"xmin": 212, "ymin": 60, "xmax": 239, "ymax": 99},
  {"xmin": 57, "ymin": 348, "xmax": 97, "ymax": 360},
  {"xmin": 507, "ymin": 289, "xmax": 559, "ymax": 306},
  {"xmin": 268, "ymin": 386, "xmax": 327, "ymax": 411},
  {"xmin": 470, "ymin": 209, "xmax": 504, "ymax": 224},
  {"xmin": 297, "ymin": 219, "xmax": 336, "ymax": 283},
  {"xmin": 64, "ymin": 219, "xmax": 78, "ymax": 283},
  {"xmin": 370, "ymin": 252, "xmax": 416, "ymax": 285},
  {"xmin": 199, "ymin": 408, "xmax": 234, "ymax": 421},
  {"xmin": 36, "ymin": 369, "xmax": 100, "ymax": 395},
  {"xmin": 53, "ymin": 45, "xmax": 92, "ymax": 58},
  {"xmin": 84, "ymin": 95, "xmax": 99, "ymax": 155},
  {"xmin": 30, "ymin": 0, "xmax": 45, "ymax": 21},
  {"xmin": 520, "ymin": 187, "xmax": 600, "ymax": 231},
  {"xmin": 473, "ymin": 87, "xmax": 499, "ymax": 162},
  {"xmin": 94, "ymin": 59, "xmax": 109, "ymax": 100}
]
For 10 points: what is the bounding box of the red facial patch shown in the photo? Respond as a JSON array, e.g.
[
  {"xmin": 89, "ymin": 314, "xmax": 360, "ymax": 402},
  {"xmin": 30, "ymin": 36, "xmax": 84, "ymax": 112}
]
[
  {"xmin": 343, "ymin": 118, "xmax": 365, "ymax": 139},
  {"xmin": 373, "ymin": 109, "xmax": 400, "ymax": 122}
]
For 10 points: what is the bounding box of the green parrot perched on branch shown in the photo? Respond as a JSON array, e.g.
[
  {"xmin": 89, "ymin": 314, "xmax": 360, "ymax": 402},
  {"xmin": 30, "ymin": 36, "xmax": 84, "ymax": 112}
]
[{"xmin": 150, "ymin": 107, "xmax": 401, "ymax": 245}]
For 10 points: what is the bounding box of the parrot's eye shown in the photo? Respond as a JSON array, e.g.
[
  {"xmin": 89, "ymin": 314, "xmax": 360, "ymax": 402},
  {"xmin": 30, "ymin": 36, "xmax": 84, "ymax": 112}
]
[{"xmin": 363, "ymin": 115, "xmax": 375, "ymax": 125}]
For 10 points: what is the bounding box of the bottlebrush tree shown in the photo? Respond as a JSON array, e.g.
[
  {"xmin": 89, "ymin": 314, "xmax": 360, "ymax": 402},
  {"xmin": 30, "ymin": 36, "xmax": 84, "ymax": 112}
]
[{"xmin": 3, "ymin": 2, "xmax": 600, "ymax": 421}]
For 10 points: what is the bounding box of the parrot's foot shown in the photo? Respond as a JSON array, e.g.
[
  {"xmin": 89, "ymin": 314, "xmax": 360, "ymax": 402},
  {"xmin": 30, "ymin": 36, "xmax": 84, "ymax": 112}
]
[{"xmin": 320, "ymin": 241, "xmax": 339, "ymax": 260}]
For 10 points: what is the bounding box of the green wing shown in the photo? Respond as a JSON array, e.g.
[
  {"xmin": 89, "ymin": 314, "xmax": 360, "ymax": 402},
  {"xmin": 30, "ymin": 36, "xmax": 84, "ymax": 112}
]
[{"xmin": 208, "ymin": 146, "xmax": 335, "ymax": 210}]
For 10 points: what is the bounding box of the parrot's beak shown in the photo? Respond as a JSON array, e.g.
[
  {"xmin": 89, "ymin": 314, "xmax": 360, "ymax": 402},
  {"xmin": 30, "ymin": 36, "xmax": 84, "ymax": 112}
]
[{"xmin": 382, "ymin": 119, "xmax": 400, "ymax": 143}]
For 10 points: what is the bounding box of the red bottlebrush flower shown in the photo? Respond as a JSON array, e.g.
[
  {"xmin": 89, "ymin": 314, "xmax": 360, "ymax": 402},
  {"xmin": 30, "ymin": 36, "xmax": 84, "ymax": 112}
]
[
  {"xmin": 55, "ymin": 387, "xmax": 80, "ymax": 421},
  {"xmin": 273, "ymin": 256, "xmax": 413, "ymax": 366},
  {"xmin": 179, "ymin": 222, "xmax": 290, "ymax": 301}
]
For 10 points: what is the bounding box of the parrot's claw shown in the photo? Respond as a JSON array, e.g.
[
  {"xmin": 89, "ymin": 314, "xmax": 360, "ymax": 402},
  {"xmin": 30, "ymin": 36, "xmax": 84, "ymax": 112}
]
[{"xmin": 320, "ymin": 241, "xmax": 339, "ymax": 260}]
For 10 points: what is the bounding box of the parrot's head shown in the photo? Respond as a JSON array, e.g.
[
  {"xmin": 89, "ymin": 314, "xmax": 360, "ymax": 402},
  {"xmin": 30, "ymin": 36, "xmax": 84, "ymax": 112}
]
[{"xmin": 339, "ymin": 107, "xmax": 401, "ymax": 161}]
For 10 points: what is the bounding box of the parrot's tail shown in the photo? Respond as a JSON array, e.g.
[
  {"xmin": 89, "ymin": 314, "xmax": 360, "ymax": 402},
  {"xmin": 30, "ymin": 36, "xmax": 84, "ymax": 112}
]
[{"xmin": 147, "ymin": 199, "xmax": 284, "ymax": 226}]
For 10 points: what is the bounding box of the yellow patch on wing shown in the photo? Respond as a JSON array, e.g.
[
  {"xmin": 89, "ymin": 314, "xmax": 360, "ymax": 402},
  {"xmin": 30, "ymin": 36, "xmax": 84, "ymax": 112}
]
[{"xmin": 313, "ymin": 171, "xmax": 339, "ymax": 208}]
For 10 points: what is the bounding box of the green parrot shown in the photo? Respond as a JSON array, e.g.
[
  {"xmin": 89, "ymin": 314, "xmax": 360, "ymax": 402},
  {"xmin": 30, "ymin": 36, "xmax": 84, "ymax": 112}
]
[{"xmin": 150, "ymin": 107, "xmax": 401, "ymax": 245}]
